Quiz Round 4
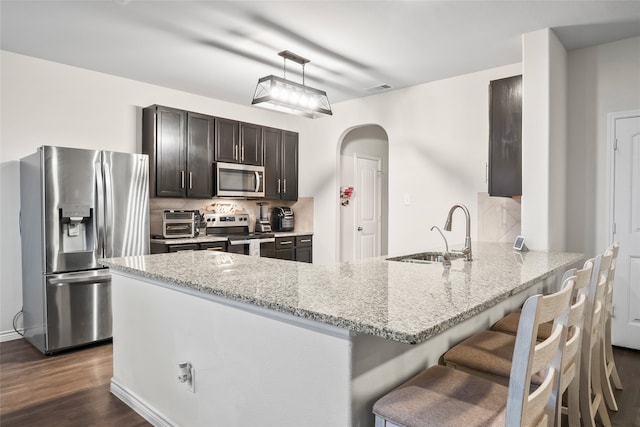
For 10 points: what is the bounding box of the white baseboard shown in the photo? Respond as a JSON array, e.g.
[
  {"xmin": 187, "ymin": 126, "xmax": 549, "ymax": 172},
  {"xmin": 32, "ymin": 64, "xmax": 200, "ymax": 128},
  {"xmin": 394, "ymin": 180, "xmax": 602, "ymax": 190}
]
[
  {"xmin": 0, "ymin": 330, "xmax": 24, "ymax": 343},
  {"xmin": 110, "ymin": 379, "xmax": 177, "ymax": 427}
]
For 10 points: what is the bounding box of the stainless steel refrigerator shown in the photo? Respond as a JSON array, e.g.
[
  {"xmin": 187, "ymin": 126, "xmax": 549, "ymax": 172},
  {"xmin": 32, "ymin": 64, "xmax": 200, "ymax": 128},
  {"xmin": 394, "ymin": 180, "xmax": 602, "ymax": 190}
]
[{"xmin": 20, "ymin": 146, "xmax": 149, "ymax": 354}]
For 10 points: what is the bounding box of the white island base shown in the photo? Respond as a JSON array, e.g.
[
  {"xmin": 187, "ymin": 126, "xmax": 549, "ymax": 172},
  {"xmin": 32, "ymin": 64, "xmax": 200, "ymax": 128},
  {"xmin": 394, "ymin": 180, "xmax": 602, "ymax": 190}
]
[{"xmin": 110, "ymin": 270, "xmax": 559, "ymax": 427}]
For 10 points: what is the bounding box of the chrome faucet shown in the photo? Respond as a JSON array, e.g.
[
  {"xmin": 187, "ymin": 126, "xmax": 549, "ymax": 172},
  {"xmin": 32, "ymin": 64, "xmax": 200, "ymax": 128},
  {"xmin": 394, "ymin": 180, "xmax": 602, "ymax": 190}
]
[
  {"xmin": 430, "ymin": 226, "xmax": 451, "ymax": 266},
  {"xmin": 444, "ymin": 204, "xmax": 472, "ymax": 261}
]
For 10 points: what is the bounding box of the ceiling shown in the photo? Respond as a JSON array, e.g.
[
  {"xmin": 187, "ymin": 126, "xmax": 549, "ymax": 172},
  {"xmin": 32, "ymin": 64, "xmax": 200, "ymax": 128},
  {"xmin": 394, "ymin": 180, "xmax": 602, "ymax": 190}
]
[{"xmin": 2, "ymin": 1, "xmax": 639, "ymax": 108}]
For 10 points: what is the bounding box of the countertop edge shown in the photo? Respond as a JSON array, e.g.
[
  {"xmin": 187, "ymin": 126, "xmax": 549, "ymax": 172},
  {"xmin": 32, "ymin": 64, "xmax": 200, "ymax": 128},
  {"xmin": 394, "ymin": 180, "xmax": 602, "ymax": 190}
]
[{"xmin": 101, "ymin": 245, "xmax": 583, "ymax": 345}]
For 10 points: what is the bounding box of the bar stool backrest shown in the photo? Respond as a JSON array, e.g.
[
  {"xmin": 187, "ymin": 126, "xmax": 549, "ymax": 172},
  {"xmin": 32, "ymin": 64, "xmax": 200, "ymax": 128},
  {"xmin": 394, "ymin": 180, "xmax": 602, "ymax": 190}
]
[{"xmin": 506, "ymin": 279, "xmax": 574, "ymax": 427}]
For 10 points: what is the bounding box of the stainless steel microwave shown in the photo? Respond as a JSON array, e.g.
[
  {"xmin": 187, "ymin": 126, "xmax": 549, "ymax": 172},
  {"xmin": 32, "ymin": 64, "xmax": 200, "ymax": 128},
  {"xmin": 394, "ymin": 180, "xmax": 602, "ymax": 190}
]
[{"xmin": 214, "ymin": 162, "xmax": 265, "ymax": 198}]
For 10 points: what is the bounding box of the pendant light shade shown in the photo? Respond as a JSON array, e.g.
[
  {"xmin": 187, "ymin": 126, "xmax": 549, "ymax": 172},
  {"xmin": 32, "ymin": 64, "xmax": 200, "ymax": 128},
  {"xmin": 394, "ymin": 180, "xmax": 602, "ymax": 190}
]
[{"xmin": 251, "ymin": 51, "xmax": 332, "ymax": 118}]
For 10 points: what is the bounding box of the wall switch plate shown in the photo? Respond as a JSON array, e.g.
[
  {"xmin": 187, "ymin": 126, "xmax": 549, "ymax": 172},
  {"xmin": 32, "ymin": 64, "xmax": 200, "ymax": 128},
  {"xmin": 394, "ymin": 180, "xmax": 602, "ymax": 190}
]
[
  {"xmin": 403, "ymin": 194, "xmax": 411, "ymax": 205},
  {"xmin": 186, "ymin": 368, "xmax": 195, "ymax": 393}
]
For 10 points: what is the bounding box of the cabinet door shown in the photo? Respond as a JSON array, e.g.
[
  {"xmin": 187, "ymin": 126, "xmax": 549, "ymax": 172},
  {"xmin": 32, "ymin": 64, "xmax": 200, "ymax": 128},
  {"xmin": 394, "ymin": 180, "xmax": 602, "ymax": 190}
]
[
  {"xmin": 260, "ymin": 241, "xmax": 276, "ymax": 258},
  {"xmin": 187, "ymin": 113, "xmax": 215, "ymax": 198},
  {"xmin": 215, "ymin": 118, "xmax": 239, "ymax": 163},
  {"xmin": 263, "ymin": 127, "xmax": 282, "ymax": 199},
  {"xmin": 281, "ymin": 131, "xmax": 299, "ymax": 201},
  {"xmin": 240, "ymin": 122, "xmax": 263, "ymax": 166},
  {"xmin": 488, "ymin": 75, "xmax": 522, "ymax": 197},
  {"xmin": 295, "ymin": 246, "xmax": 313, "ymax": 263},
  {"xmin": 150, "ymin": 106, "xmax": 187, "ymax": 197},
  {"xmin": 275, "ymin": 249, "xmax": 295, "ymax": 261}
]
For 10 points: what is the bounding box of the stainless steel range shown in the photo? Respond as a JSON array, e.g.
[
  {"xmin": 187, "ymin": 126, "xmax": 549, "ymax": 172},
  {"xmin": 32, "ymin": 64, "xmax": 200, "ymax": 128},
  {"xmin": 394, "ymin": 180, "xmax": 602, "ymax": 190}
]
[{"xmin": 203, "ymin": 213, "xmax": 274, "ymax": 256}]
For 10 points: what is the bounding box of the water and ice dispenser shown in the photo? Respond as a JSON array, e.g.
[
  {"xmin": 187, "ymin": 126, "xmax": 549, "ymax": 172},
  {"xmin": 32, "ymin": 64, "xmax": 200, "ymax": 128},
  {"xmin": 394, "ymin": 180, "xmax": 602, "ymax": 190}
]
[{"xmin": 57, "ymin": 205, "xmax": 96, "ymax": 271}]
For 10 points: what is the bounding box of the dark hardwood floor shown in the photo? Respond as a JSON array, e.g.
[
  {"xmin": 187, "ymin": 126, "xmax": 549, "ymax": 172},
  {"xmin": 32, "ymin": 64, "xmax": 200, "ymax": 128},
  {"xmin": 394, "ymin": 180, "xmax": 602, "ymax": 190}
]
[
  {"xmin": 1, "ymin": 338, "xmax": 638, "ymax": 426},
  {"xmin": 0, "ymin": 339, "xmax": 148, "ymax": 427}
]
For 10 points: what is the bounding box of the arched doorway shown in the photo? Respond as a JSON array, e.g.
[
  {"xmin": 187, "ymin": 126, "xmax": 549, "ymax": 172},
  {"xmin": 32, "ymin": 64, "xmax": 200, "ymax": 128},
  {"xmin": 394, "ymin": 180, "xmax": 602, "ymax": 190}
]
[{"xmin": 338, "ymin": 125, "xmax": 389, "ymax": 262}]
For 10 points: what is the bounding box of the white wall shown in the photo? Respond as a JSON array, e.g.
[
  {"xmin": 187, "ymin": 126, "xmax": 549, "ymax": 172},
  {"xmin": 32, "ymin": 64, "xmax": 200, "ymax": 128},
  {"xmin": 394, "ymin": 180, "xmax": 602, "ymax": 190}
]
[
  {"xmin": 0, "ymin": 51, "xmax": 309, "ymax": 339},
  {"xmin": 298, "ymin": 63, "xmax": 523, "ymax": 262},
  {"xmin": 521, "ymin": 28, "xmax": 568, "ymax": 251},
  {"xmin": 566, "ymin": 36, "xmax": 640, "ymax": 258}
]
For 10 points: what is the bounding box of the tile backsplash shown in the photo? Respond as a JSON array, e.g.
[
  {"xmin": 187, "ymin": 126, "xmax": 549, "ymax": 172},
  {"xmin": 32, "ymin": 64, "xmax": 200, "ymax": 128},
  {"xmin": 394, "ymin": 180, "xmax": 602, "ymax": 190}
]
[
  {"xmin": 150, "ymin": 197, "xmax": 314, "ymax": 236},
  {"xmin": 477, "ymin": 192, "xmax": 521, "ymax": 243}
]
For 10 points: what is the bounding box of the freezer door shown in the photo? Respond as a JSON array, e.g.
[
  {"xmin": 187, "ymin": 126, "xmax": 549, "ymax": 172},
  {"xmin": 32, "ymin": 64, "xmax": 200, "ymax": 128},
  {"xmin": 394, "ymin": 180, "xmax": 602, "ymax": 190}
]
[
  {"xmin": 102, "ymin": 151, "xmax": 150, "ymax": 258},
  {"xmin": 45, "ymin": 269, "xmax": 112, "ymax": 353}
]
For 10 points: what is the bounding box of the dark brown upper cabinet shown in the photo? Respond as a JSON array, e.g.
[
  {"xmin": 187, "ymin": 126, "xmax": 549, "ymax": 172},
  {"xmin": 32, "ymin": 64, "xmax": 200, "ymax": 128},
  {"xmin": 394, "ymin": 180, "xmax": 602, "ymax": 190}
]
[
  {"xmin": 186, "ymin": 112, "xmax": 215, "ymax": 198},
  {"xmin": 215, "ymin": 118, "xmax": 263, "ymax": 166},
  {"xmin": 143, "ymin": 105, "xmax": 214, "ymax": 198},
  {"xmin": 488, "ymin": 75, "xmax": 522, "ymax": 197},
  {"xmin": 263, "ymin": 127, "xmax": 298, "ymax": 201}
]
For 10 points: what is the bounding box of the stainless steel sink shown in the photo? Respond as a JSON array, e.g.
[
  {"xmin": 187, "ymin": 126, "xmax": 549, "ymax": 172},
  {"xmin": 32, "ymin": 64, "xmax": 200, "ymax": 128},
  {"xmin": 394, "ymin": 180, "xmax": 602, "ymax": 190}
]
[{"xmin": 386, "ymin": 251, "xmax": 465, "ymax": 264}]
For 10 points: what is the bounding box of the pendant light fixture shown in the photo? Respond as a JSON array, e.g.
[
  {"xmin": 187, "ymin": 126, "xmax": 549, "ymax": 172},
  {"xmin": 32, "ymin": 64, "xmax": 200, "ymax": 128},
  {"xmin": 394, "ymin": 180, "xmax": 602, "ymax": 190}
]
[{"xmin": 251, "ymin": 50, "xmax": 332, "ymax": 118}]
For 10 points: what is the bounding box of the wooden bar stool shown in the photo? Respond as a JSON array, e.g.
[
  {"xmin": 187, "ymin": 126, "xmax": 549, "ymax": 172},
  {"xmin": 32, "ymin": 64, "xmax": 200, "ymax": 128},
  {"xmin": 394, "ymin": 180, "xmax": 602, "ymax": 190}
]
[
  {"xmin": 372, "ymin": 280, "xmax": 574, "ymax": 427},
  {"xmin": 579, "ymin": 250, "xmax": 614, "ymax": 427},
  {"xmin": 600, "ymin": 242, "xmax": 623, "ymax": 411},
  {"xmin": 442, "ymin": 265, "xmax": 591, "ymax": 427},
  {"xmin": 490, "ymin": 268, "xmax": 578, "ymax": 340}
]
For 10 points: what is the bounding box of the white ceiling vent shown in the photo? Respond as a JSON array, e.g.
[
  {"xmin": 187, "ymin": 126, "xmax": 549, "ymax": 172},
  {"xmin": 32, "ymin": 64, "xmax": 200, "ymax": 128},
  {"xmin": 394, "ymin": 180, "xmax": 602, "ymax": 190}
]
[{"xmin": 365, "ymin": 84, "xmax": 392, "ymax": 93}]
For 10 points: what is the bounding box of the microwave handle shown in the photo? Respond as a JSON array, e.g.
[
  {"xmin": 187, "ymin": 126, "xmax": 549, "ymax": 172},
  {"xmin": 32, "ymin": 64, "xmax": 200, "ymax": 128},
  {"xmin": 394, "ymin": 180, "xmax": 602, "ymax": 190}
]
[{"xmin": 255, "ymin": 171, "xmax": 261, "ymax": 192}]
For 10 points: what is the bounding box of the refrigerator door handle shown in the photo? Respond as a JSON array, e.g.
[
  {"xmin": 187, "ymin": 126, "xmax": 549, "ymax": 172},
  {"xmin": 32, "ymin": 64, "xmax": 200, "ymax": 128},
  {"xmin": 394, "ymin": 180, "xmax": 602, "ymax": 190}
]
[
  {"xmin": 103, "ymin": 159, "xmax": 114, "ymax": 258},
  {"xmin": 95, "ymin": 161, "xmax": 105, "ymax": 258},
  {"xmin": 48, "ymin": 274, "xmax": 111, "ymax": 285}
]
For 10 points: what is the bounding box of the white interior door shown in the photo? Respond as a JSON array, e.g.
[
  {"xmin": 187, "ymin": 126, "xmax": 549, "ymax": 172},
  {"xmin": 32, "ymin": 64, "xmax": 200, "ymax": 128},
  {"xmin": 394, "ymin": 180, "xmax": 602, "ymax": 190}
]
[
  {"xmin": 611, "ymin": 113, "xmax": 640, "ymax": 350},
  {"xmin": 354, "ymin": 155, "xmax": 381, "ymax": 260}
]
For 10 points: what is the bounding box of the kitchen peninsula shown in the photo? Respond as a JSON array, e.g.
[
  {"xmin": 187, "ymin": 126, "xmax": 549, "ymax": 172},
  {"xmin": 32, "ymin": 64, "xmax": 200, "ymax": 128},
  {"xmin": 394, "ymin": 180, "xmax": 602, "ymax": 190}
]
[{"xmin": 101, "ymin": 242, "xmax": 582, "ymax": 426}]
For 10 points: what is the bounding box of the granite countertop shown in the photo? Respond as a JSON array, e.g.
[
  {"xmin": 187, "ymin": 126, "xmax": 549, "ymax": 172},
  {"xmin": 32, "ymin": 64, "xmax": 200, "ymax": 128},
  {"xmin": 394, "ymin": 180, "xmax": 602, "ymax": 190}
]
[
  {"xmin": 101, "ymin": 242, "xmax": 582, "ymax": 344},
  {"xmin": 150, "ymin": 231, "xmax": 312, "ymax": 244}
]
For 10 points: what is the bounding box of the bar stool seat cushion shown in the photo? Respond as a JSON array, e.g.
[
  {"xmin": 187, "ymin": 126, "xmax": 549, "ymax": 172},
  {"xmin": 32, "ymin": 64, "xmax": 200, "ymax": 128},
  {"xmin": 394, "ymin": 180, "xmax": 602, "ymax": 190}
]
[
  {"xmin": 443, "ymin": 330, "xmax": 545, "ymax": 385},
  {"xmin": 491, "ymin": 309, "xmax": 553, "ymax": 340},
  {"xmin": 373, "ymin": 365, "xmax": 510, "ymax": 427}
]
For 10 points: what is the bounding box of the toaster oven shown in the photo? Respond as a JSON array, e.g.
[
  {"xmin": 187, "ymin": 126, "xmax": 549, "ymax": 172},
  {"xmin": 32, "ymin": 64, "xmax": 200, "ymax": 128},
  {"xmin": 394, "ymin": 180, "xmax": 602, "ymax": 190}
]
[{"xmin": 162, "ymin": 210, "xmax": 195, "ymax": 238}]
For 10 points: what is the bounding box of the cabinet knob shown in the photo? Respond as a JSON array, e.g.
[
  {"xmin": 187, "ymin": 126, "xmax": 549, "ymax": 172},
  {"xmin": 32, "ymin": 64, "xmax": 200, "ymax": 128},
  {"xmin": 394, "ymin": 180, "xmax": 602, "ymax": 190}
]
[{"xmin": 357, "ymin": 227, "xmax": 363, "ymax": 231}]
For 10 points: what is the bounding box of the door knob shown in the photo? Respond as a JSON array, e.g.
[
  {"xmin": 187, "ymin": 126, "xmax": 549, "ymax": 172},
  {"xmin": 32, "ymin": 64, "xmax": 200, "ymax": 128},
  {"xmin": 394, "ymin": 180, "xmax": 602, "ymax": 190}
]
[{"xmin": 357, "ymin": 227, "xmax": 363, "ymax": 231}]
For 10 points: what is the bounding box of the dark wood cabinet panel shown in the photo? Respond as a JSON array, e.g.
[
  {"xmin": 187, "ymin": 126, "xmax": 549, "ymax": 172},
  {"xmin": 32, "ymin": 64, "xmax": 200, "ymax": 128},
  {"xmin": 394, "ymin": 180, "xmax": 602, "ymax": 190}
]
[
  {"xmin": 151, "ymin": 240, "xmax": 226, "ymax": 254},
  {"xmin": 263, "ymin": 128, "xmax": 298, "ymax": 201},
  {"xmin": 295, "ymin": 246, "xmax": 313, "ymax": 263},
  {"xmin": 294, "ymin": 235, "xmax": 312, "ymax": 263},
  {"xmin": 143, "ymin": 106, "xmax": 187, "ymax": 198},
  {"xmin": 186, "ymin": 113, "xmax": 214, "ymax": 198},
  {"xmin": 144, "ymin": 105, "xmax": 296, "ymax": 200},
  {"xmin": 215, "ymin": 118, "xmax": 240, "ymax": 163},
  {"xmin": 260, "ymin": 241, "xmax": 275, "ymax": 258},
  {"xmin": 488, "ymin": 75, "xmax": 522, "ymax": 197},
  {"xmin": 281, "ymin": 131, "xmax": 299, "ymax": 201},
  {"xmin": 263, "ymin": 127, "xmax": 282, "ymax": 199},
  {"xmin": 275, "ymin": 248, "xmax": 295, "ymax": 261},
  {"xmin": 143, "ymin": 105, "xmax": 215, "ymax": 199},
  {"xmin": 239, "ymin": 123, "xmax": 263, "ymax": 165},
  {"xmin": 272, "ymin": 235, "xmax": 311, "ymax": 263}
]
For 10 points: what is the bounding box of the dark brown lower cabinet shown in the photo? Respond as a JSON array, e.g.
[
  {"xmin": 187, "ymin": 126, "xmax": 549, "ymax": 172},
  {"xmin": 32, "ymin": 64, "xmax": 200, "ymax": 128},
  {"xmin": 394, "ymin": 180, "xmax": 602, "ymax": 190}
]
[
  {"xmin": 150, "ymin": 236, "xmax": 311, "ymax": 262},
  {"xmin": 295, "ymin": 235, "xmax": 313, "ymax": 263},
  {"xmin": 151, "ymin": 241, "xmax": 226, "ymax": 254},
  {"xmin": 273, "ymin": 235, "xmax": 312, "ymax": 263}
]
